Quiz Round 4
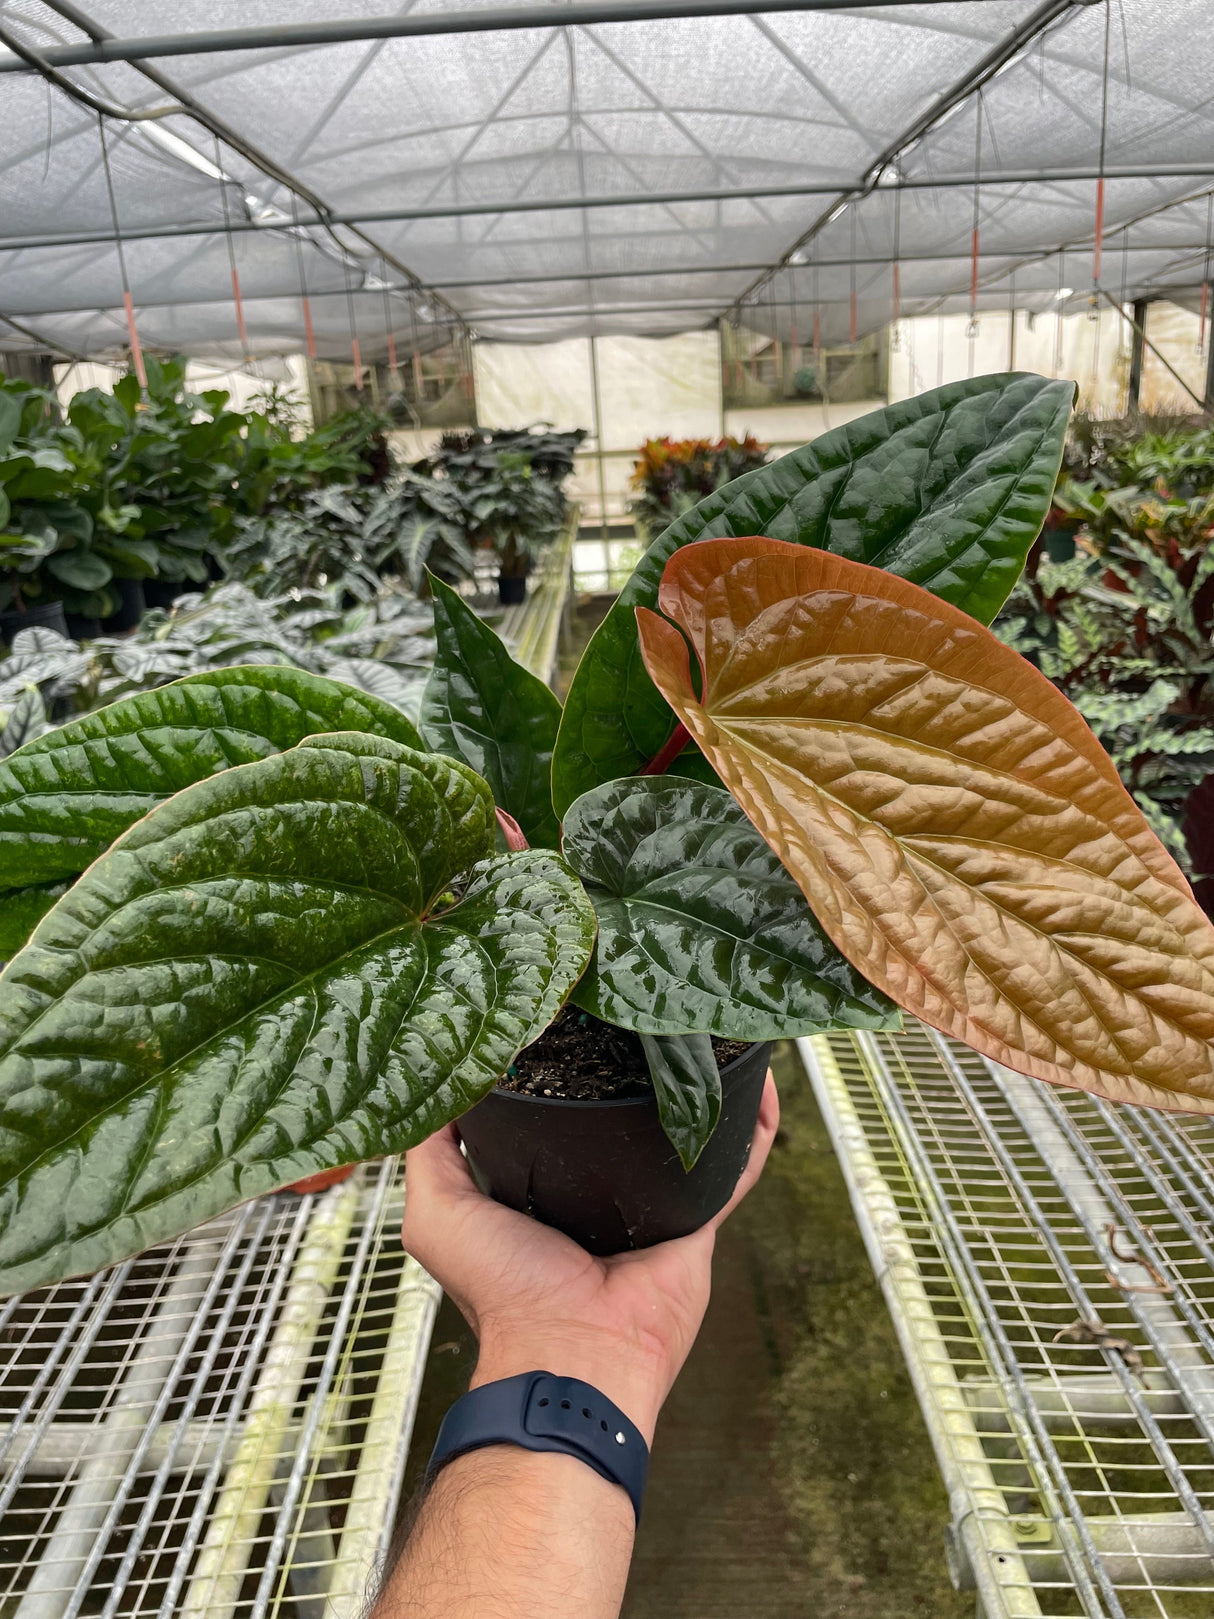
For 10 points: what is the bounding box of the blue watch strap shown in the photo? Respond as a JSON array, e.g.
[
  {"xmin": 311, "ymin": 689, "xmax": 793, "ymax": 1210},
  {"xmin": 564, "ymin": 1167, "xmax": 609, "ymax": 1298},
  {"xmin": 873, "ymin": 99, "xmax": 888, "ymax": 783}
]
[{"xmin": 425, "ymin": 1371, "xmax": 649, "ymax": 1522}]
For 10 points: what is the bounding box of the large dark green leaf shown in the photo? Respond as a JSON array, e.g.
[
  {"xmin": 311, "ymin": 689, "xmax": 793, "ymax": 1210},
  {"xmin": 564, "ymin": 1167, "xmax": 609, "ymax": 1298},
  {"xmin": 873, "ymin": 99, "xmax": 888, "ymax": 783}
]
[
  {"xmin": 421, "ymin": 575, "xmax": 562, "ymax": 847},
  {"xmin": 0, "ymin": 882, "xmax": 66, "ymax": 958},
  {"xmin": 0, "ymin": 665, "xmax": 423, "ymax": 891},
  {"xmin": 0, "ymin": 733, "xmax": 596, "ymax": 1296},
  {"xmin": 552, "ymin": 374, "xmax": 1074, "ymax": 813},
  {"xmin": 564, "ymin": 777, "xmax": 897, "ymax": 1038},
  {"xmin": 638, "ymin": 1032, "xmax": 720, "ymax": 1171}
]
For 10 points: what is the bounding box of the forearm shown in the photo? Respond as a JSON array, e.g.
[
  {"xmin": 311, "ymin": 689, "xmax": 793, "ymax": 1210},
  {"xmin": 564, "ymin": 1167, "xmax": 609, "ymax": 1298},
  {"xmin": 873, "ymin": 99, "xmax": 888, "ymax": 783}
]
[
  {"xmin": 375, "ymin": 1336, "xmax": 664, "ymax": 1619},
  {"xmin": 382, "ymin": 1447, "xmax": 635, "ymax": 1619}
]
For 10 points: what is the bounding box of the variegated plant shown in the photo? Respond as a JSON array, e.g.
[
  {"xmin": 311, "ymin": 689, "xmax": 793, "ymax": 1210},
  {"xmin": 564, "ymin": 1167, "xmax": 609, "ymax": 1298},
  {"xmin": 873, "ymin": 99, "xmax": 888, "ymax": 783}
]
[{"xmin": 5, "ymin": 372, "xmax": 1212, "ymax": 1300}]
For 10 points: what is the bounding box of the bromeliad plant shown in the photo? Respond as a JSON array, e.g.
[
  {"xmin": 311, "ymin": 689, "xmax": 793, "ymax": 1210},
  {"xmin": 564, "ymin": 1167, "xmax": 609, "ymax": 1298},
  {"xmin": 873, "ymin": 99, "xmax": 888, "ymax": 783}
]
[{"xmin": 4, "ymin": 374, "xmax": 1214, "ymax": 1299}]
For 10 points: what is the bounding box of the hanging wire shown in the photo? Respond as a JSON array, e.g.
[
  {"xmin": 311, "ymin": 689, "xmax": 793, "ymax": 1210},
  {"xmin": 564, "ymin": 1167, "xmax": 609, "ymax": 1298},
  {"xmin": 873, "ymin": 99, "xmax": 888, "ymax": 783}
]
[
  {"xmin": 97, "ymin": 115, "xmax": 147, "ymax": 390},
  {"xmin": 1200, "ymin": 193, "xmax": 1213, "ymax": 356},
  {"xmin": 1055, "ymin": 250, "xmax": 1066, "ymax": 376},
  {"xmin": 214, "ymin": 135, "xmax": 252, "ymax": 364},
  {"xmin": 1008, "ymin": 265, "xmax": 1016, "ymax": 370},
  {"xmin": 408, "ymin": 292, "xmax": 423, "ymax": 412},
  {"xmin": 343, "ymin": 255, "xmax": 363, "ymax": 390},
  {"xmin": 968, "ymin": 91, "xmax": 982, "ymax": 341},
  {"xmin": 848, "ymin": 208, "xmax": 858, "ymax": 346},
  {"xmin": 291, "ymin": 194, "xmax": 318, "ymax": 362},
  {"xmin": 811, "ymin": 250, "xmax": 821, "ymax": 365},
  {"xmin": 380, "ymin": 259, "xmax": 399, "ymax": 378},
  {"xmin": 789, "ymin": 260, "xmax": 801, "ymax": 373},
  {"xmin": 1092, "ymin": 0, "xmax": 1112, "ymax": 302},
  {"xmin": 890, "ymin": 183, "xmax": 902, "ymax": 352}
]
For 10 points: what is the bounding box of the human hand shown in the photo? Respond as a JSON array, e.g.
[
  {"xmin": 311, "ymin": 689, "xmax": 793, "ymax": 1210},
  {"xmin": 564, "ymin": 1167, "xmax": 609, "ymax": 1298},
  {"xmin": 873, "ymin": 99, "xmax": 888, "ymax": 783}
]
[{"xmin": 400, "ymin": 1072, "xmax": 779, "ymax": 1442}]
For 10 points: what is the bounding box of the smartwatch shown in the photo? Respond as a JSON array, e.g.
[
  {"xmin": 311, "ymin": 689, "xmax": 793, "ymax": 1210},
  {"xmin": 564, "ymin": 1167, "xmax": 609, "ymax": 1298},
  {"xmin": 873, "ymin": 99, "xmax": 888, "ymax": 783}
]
[{"xmin": 424, "ymin": 1370, "xmax": 649, "ymax": 1523}]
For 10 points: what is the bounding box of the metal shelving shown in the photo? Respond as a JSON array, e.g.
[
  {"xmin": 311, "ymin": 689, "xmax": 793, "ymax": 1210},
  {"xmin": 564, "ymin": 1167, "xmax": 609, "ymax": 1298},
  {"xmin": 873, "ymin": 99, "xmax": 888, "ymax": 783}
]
[{"xmin": 801, "ymin": 1026, "xmax": 1214, "ymax": 1617}]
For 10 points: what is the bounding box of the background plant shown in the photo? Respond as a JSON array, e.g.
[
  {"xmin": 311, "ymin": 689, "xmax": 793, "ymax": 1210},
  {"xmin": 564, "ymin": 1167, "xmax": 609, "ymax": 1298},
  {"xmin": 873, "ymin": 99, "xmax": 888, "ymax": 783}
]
[{"xmin": 629, "ymin": 434, "xmax": 768, "ymax": 538}]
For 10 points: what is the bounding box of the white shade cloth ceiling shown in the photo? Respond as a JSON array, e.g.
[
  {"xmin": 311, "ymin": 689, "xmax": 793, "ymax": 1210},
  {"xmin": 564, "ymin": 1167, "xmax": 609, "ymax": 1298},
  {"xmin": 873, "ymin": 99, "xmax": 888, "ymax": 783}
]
[{"xmin": 0, "ymin": 0, "xmax": 1212, "ymax": 360}]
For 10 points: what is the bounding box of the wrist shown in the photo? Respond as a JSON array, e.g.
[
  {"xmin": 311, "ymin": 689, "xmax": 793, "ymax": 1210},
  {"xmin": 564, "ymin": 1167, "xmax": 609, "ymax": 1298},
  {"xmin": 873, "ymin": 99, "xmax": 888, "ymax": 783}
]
[{"xmin": 471, "ymin": 1329, "xmax": 668, "ymax": 1444}]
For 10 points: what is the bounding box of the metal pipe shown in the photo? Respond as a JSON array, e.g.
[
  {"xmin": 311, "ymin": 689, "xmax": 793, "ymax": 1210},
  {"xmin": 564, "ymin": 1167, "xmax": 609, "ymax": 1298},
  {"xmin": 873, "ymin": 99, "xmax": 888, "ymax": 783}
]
[
  {"xmin": 25, "ymin": 0, "xmax": 469, "ymax": 335},
  {"xmin": 0, "ymin": 0, "xmax": 1013, "ymax": 72},
  {"xmin": 729, "ymin": 0, "xmax": 1097, "ymax": 315},
  {"xmin": 3, "ymin": 164, "xmax": 1212, "ymax": 256}
]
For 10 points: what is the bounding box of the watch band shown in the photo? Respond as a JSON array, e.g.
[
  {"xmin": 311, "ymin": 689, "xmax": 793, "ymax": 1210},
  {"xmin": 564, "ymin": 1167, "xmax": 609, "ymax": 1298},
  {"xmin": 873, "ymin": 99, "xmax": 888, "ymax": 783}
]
[{"xmin": 425, "ymin": 1371, "xmax": 649, "ymax": 1523}]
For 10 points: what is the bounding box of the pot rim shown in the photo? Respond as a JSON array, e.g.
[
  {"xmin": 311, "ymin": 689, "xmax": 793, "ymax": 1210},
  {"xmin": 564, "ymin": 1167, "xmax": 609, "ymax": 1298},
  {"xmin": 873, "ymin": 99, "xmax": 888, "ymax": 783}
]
[{"xmin": 481, "ymin": 1038, "xmax": 771, "ymax": 1112}]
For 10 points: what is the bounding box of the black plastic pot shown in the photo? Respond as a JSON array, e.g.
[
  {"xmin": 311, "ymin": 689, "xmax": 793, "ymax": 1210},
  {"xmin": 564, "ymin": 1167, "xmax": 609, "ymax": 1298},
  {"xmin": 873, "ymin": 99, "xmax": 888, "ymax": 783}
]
[
  {"xmin": 100, "ymin": 577, "xmax": 146, "ymax": 634},
  {"xmin": 143, "ymin": 578, "xmax": 185, "ymax": 611},
  {"xmin": 1043, "ymin": 528, "xmax": 1077, "ymax": 563},
  {"xmin": 457, "ymin": 1040, "xmax": 771, "ymax": 1255},
  {"xmin": 64, "ymin": 613, "xmax": 100, "ymax": 642},
  {"xmin": 497, "ymin": 572, "xmax": 527, "ymax": 605},
  {"xmin": 0, "ymin": 598, "xmax": 69, "ymax": 647}
]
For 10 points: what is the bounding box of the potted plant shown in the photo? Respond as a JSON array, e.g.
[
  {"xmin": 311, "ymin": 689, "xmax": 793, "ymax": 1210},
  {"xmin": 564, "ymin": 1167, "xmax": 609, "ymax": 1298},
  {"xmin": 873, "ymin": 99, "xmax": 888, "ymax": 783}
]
[
  {"xmin": 4, "ymin": 373, "xmax": 1214, "ymax": 1299},
  {"xmin": 418, "ymin": 428, "xmax": 583, "ymax": 604}
]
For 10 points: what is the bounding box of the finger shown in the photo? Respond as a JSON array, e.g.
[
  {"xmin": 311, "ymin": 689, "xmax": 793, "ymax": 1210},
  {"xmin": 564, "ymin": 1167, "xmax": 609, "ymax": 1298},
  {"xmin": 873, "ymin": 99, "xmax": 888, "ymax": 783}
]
[
  {"xmin": 711, "ymin": 1072, "xmax": 780, "ymax": 1229},
  {"xmin": 404, "ymin": 1122, "xmax": 477, "ymax": 1202}
]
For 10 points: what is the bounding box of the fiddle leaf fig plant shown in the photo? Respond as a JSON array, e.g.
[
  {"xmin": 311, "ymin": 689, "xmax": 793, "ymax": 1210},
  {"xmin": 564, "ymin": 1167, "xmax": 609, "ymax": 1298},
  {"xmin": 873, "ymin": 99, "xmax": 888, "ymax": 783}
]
[{"xmin": 5, "ymin": 372, "xmax": 1214, "ymax": 1298}]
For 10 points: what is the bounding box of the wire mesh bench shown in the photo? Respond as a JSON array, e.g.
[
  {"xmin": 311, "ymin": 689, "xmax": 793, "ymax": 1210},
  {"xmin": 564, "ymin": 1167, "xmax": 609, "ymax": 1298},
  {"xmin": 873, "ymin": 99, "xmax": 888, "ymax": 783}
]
[{"xmin": 800, "ymin": 1027, "xmax": 1214, "ymax": 1618}]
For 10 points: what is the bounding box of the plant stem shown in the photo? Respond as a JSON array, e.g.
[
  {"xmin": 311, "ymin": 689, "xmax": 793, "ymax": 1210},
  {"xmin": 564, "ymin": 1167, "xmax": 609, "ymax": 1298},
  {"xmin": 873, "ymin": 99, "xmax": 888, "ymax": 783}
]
[{"xmin": 641, "ymin": 721, "xmax": 691, "ymax": 776}]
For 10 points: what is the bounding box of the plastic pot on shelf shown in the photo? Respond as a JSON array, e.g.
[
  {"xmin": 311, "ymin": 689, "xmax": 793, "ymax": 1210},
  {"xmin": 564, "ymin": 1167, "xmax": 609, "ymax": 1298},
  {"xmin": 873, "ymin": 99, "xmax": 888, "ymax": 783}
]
[
  {"xmin": 0, "ymin": 598, "xmax": 70, "ymax": 647},
  {"xmin": 457, "ymin": 1040, "xmax": 772, "ymax": 1256},
  {"xmin": 497, "ymin": 572, "xmax": 528, "ymax": 605},
  {"xmin": 100, "ymin": 577, "xmax": 147, "ymax": 634}
]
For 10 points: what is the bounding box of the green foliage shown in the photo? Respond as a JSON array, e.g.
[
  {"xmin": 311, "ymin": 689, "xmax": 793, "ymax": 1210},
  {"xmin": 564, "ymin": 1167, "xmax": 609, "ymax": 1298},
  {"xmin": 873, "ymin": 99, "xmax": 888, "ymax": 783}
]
[
  {"xmin": 0, "ymin": 734, "xmax": 595, "ymax": 1293},
  {"xmin": 629, "ymin": 433, "xmax": 768, "ymax": 538},
  {"xmin": 554, "ymin": 372, "xmax": 1076, "ymax": 815},
  {"xmin": 418, "ymin": 426, "xmax": 584, "ymax": 577},
  {"xmin": 0, "ymin": 663, "xmax": 422, "ymax": 893},
  {"xmin": 0, "ymin": 582, "xmax": 435, "ymax": 724},
  {"xmin": 422, "ymin": 577, "xmax": 562, "ymax": 848},
  {"xmin": 998, "ymin": 537, "xmax": 1214, "ymax": 869},
  {"xmin": 0, "ymin": 359, "xmax": 388, "ymax": 621},
  {"xmin": 563, "ymin": 777, "xmax": 897, "ymax": 1039},
  {"xmin": 637, "ymin": 1032, "xmax": 721, "ymax": 1171}
]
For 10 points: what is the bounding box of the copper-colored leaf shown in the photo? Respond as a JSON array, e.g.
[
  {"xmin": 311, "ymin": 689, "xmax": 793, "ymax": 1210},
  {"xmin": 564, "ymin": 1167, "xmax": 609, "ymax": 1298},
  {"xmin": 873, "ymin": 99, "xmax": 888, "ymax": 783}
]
[{"xmin": 636, "ymin": 536, "xmax": 1214, "ymax": 1112}]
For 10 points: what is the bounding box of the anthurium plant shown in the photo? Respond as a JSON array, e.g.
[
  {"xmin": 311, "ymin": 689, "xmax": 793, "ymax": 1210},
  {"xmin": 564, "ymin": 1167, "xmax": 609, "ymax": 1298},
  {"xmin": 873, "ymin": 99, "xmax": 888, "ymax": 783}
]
[{"xmin": 4, "ymin": 373, "xmax": 1214, "ymax": 1300}]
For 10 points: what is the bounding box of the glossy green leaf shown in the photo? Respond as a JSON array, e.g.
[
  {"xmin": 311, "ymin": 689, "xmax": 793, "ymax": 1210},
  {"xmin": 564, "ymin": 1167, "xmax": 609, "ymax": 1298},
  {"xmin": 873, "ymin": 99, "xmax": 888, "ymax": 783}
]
[
  {"xmin": 564, "ymin": 777, "xmax": 897, "ymax": 1038},
  {"xmin": 0, "ymin": 882, "xmax": 66, "ymax": 958},
  {"xmin": 638, "ymin": 1032, "xmax": 720, "ymax": 1170},
  {"xmin": 0, "ymin": 664, "xmax": 423, "ymax": 890},
  {"xmin": 553, "ymin": 373, "xmax": 1075, "ymax": 813},
  {"xmin": 0, "ymin": 733, "xmax": 597, "ymax": 1296},
  {"xmin": 46, "ymin": 548, "xmax": 110, "ymax": 591},
  {"xmin": 421, "ymin": 575, "xmax": 562, "ymax": 847}
]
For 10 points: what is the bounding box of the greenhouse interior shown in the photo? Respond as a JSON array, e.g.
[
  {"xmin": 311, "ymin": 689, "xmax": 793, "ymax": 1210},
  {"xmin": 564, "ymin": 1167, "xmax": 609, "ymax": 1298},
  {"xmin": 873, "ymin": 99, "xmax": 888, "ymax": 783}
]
[{"xmin": 6, "ymin": 0, "xmax": 1214, "ymax": 1615}]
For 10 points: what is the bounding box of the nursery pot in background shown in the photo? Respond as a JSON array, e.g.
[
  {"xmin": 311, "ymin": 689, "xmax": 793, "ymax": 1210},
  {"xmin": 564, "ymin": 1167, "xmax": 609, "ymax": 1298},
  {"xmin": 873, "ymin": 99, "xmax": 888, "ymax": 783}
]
[
  {"xmin": 100, "ymin": 577, "xmax": 147, "ymax": 634},
  {"xmin": 457, "ymin": 1040, "xmax": 771, "ymax": 1256},
  {"xmin": 497, "ymin": 571, "xmax": 528, "ymax": 605},
  {"xmin": 0, "ymin": 598, "xmax": 69, "ymax": 647}
]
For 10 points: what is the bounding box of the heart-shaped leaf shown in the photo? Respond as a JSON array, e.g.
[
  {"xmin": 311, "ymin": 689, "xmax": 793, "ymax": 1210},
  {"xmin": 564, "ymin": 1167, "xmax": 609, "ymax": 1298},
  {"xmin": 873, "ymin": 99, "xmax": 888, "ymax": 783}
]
[
  {"xmin": 554, "ymin": 374, "xmax": 1074, "ymax": 814},
  {"xmin": 46, "ymin": 548, "xmax": 110, "ymax": 591},
  {"xmin": 0, "ymin": 665, "xmax": 423, "ymax": 892},
  {"xmin": 0, "ymin": 733, "xmax": 596, "ymax": 1296},
  {"xmin": 638, "ymin": 1032, "xmax": 720, "ymax": 1170},
  {"xmin": 563, "ymin": 776, "xmax": 896, "ymax": 1038},
  {"xmin": 422, "ymin": 576, "xmax": 562, "ymax": 848},
  {"xmin": 637, "ymin": 536, "xmax": 1214, "ymax": 1114}
]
